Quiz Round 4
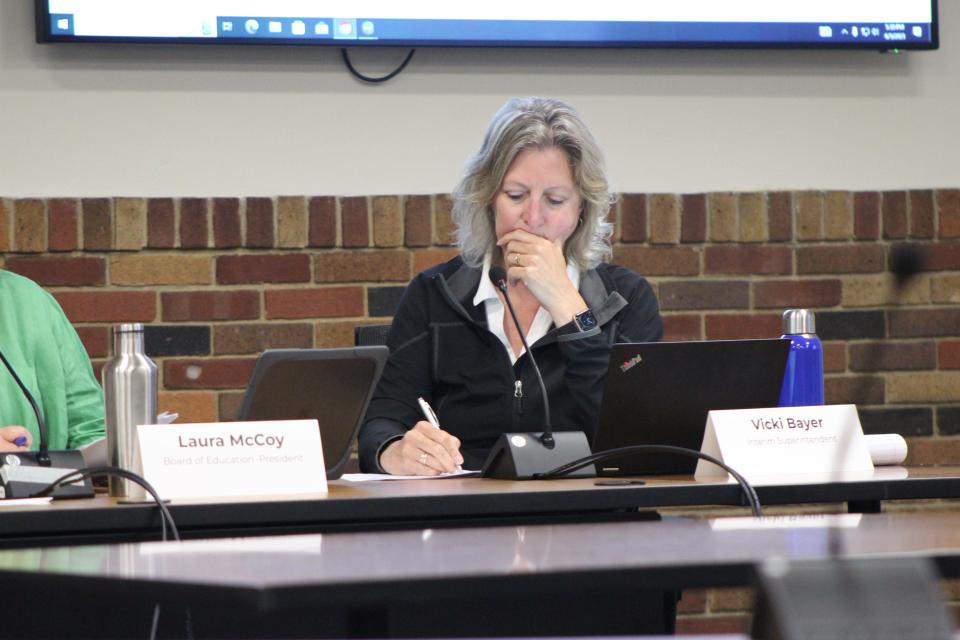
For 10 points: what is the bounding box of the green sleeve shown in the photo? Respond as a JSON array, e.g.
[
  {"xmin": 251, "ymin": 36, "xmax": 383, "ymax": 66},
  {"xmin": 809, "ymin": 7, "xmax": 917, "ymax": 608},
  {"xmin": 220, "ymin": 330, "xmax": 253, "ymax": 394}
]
[{"xmin": 50, "ymin": 297, "xmax": 106, "ymax": 448}]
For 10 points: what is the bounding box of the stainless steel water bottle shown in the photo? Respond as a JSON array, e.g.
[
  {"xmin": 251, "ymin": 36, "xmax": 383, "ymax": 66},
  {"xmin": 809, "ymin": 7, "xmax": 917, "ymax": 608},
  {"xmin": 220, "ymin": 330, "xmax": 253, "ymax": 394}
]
[
  {"xmin": 102, "ymin": 323, "xmax": 157, "ymax": 498},
  {"xmin": 778, "ymin": 309, "xmax": 825, "ymax": 407}
]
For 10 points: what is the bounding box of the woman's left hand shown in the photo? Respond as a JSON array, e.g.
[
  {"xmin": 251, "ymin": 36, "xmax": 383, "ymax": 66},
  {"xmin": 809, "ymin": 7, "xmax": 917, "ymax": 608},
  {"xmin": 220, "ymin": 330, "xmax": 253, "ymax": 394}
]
[
  {"xmin": 498, "ymin": 229, "xmax": 587, "ymax": 325},
  {"xmin": 0, "ymin": 426, "xmax": 31, "ymax": 452}
]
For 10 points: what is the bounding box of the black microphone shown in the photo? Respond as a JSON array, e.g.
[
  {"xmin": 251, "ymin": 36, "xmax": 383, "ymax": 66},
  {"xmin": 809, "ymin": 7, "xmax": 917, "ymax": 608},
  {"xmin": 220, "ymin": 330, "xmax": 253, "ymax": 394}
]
[
  {"xmin": 480, "ymin": 267, "xmax": 594, "ymax": 480},
  {"xmin": 0, "ymin": 347, "xmax": 93, "ymax": 499}
]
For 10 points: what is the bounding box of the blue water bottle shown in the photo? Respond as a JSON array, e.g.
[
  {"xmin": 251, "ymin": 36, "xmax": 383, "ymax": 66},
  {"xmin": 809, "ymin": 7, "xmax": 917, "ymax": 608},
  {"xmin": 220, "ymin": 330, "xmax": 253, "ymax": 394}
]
[{"xmin": 778, "ymin": 309, "xmax": 824, "ymax": 407}]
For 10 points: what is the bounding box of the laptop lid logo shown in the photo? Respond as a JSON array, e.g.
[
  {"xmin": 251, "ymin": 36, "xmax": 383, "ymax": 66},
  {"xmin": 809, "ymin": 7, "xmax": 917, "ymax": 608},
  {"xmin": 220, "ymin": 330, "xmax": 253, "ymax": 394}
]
[{"xmin": 619, "ymin": 354, "xmax": 642, "ymax": 373}]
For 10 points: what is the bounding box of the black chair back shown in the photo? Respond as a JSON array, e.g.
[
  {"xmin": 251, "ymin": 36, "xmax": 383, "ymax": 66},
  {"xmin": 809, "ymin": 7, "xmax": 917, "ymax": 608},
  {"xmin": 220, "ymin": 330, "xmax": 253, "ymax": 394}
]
[{"xmin": 354, "ymin": 324, "xmax": 392, "ymax": 347}]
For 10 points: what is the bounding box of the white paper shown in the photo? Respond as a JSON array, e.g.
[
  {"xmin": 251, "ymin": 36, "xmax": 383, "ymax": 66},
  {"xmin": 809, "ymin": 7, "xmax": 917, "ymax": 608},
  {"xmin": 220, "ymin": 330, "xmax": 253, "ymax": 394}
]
[{"xmin": 342, "ymin": 469, "xmax": 480, "ymax": 482}]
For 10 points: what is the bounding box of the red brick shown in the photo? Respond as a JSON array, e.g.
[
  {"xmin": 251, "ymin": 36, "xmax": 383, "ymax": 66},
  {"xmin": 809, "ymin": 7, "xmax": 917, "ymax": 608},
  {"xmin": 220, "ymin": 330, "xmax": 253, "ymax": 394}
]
[
  {"xmin": 4, "ymin": 256, "xmax": 105, "ymax": 287},
  {"xmin": 753, "ymin": 279, "xmax": 841, "ymax": 309},
  {"xmin": 315, "ymin": 251, "xmax": 410, "ymax": 283},
  {"xmin": 660, "ymin": 281, "xmax": 749, "ymax": 311},
  {"xmin": 146, "ymin": 198, "xmax": 175, "ymax": 248},
  {"xmin": 433, "ymin": 195, "xmax": 456, "ymax": 246},
  {"xmin": 612, "ymin": 246, "xmax": 700, "ymax": 276},
  {"xmin": 662, "ymin": 314, "xmax": 702, "ymax": 341},
  {"xmin": 940, "ymin": 341, "xmax": 960, "ymax": 369},
  {"xmin": 704, "ymin": 246, "xmax": 791, "ymax": 275},
  {"xmin": 677, "ymin": 589, "xmax": 707, "ymax": 614},
  {"xmin": 162, "ymin": 290, "xmax": 260, "ymax": 322},
  {"xmin": 47, "ymin": 198, "xmax": 78, "ymax": 252},
  {"xmin": 245, "ymin": 197, "xmax": 274, "ymax": 248},
  {"xmin": 796, "ymin": 245, "xmax": 885, "ymax": 274},
  {"xmin": 938, "ymin": 189, "xmax": 960, "ymax": 238},
  {"xmin": 705, "ymin": 314, "xmax": 781, "ymax": 340},
  {"xmin": 213, "ymin": 198, "xmax": 241, "ymax": 248},
  {"xmin": 849, "ymin": 341, "xmax": 937, "ymax": 371},
  {"xmin": 823, "ymin": 342, "xmax": 846, "ymax": 373},
  {"xmin": 404, "ymin": 195, "xmax": 432, "ymax": 247},
  {"xmin": 341, "ymin": 196, "xmax": 369, "ymax": 248},
  {"xmin": 854, "ymin": 192, "xmax": 881, "ymax": 240},
  {"xmin": 675, "ymin": 615, "xmax": 750, "ymax": 635},
  {"xmin": 214, "ymin": 323, "xmax": 313, "ymax": 354},
  {"xmin": 0, "ymin": 199, "xmax": 8, "ymax": 252},
  {"xmin": 909, "ymin": 190, "xmax": 935, "ymax": 239},
  {"xmin": 767, "ymin": 191, "xmax": 793, "ymax": 242},
  {"xmin": 308, "ymin": 196, "xmax": 337, "ymax": 248},
  {"xmin": 680, "ymin": 194, "xmax": 706, "ymax": 243},
  {"xmin": 619, "ymin": 193, "xmax": 647, "ymax": 242},
  {"xmin": 882, "ymin": 191, "xmax": 908, "ymax": 239},
  {"xmin": 265, "ymin": 287, "xmax": 364, "ymax": 319},
  {"xmin": 413, "ymin": 248, "xmax": 459, "ymax": 274},
  {"xmin": 916, "ymin": 243, "xmax": 960, "ymax": 272},
  {"xmin": 55, "ymin": 291, "xmax": 156, "ymax": 323},
  {"xmin": 164, "ymin": 358, "xmax": 256, "ymax": 389},
  {"xmin": 889, "ymin": 309, "xmax": 960, "ymax": 338},
  {"xmin": 14, "ymin": 198, "xmax": 46, "ymax": 252},
  {"xmin": 217, "ymin": 254, "xmax": 310, "ymax": 284},
  {"xmin": 75, "ymin": 326, "xmax": 109, "ymax": 358},
  {"xmin": 179, "ymin": 198, "xmax": 209, "ymax": 248},
  {"xmin": 825, "ymin": 375, "xmax": 884, "ymax": 405},
  {"xmin": 82, "ymin": 198, "xmax": 112, "ymax": 250},
  {"xmin": 218, "ymin": 391, "xmax": 246, "ymax": 421}
]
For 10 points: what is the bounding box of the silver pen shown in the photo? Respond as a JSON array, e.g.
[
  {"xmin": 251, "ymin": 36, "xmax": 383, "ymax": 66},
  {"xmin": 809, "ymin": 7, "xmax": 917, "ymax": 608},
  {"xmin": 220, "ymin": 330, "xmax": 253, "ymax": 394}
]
[{"xmin": 417, "ymin": 396, "xmax": 462, "ymax": 471}]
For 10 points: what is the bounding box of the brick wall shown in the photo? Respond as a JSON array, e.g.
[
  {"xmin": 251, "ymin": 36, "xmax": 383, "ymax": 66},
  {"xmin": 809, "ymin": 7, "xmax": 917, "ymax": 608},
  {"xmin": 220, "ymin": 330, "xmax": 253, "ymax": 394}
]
[
  {"xmin": 3, "ymin": 190, "xmax": 956, "ymax": 452},
  {"xmin": 1, "ymin": 190, "xmax": 959, "ymax": 632}
]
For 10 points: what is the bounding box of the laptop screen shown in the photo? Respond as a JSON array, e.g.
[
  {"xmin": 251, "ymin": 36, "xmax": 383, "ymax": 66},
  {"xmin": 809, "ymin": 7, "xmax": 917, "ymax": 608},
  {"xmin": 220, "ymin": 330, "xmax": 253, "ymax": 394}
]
[{"xmin": 594, "ymin": 339, "xmax": 790, "ymax": 476}]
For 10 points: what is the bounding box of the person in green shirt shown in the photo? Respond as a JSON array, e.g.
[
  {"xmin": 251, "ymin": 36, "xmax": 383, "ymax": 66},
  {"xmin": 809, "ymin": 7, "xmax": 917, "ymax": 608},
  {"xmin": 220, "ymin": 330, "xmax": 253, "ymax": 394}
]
[{"xmin": 0, "ymin": 270, "xmax": 105, "ymax": 452}]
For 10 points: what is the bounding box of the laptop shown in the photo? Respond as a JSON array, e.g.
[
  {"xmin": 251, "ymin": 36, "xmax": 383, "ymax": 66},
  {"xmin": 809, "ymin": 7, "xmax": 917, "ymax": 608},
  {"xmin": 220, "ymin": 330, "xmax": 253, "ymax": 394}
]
[
  {"xmin": 237, "ymin": 346, "xmax": 388, "ymax": 479},
  {"xmin": 593, "ymin": 339, "xmax": 791, "ymax": 476}
]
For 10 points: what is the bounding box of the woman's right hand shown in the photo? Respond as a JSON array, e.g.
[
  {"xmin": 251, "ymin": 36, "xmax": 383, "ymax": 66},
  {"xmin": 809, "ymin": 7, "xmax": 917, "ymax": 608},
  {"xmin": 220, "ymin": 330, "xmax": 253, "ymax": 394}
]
[
  {"xmin": 379, "ymin": 421, "xmax": 463, "ymax": 475},
  {"xmin": 0, "ymin": 426, "xmax": 31, "ymax": 452}
]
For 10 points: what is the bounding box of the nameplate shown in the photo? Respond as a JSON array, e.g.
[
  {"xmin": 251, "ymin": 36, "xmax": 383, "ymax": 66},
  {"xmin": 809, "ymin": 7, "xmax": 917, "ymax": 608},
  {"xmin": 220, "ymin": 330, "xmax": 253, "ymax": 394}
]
[
  {"xmin": 694, "ymin": 404, "xmax": 874, "ymax": 482},
  {"xmin": 137, "ymin": 420, "xmax": 327, "ymax": 501}
]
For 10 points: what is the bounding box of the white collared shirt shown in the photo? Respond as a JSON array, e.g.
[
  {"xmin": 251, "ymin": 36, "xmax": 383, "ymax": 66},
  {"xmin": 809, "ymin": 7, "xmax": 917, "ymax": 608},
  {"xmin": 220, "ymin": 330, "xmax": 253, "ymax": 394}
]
[{"xmin": 473, "ymin": 252, "xmax": 581, "ymax": 365}]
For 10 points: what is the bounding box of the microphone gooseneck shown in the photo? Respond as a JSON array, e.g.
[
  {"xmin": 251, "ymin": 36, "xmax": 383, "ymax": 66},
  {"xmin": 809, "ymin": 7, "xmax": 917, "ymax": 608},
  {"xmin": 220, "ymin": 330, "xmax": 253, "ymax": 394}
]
[
  {"xmin": 0, "ymin": 347, "xmax": 50, "ymax": 465},
  {"xmin": 489, "ymin": 267, "xmax": 554, "ymax": 447}
]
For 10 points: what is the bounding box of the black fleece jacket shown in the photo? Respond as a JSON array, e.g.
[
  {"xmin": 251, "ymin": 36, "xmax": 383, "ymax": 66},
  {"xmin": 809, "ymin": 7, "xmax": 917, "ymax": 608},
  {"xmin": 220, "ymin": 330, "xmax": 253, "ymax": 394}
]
[{"xmin": 358, "ymin": 255, "xmax": 663, "ymax": 472}]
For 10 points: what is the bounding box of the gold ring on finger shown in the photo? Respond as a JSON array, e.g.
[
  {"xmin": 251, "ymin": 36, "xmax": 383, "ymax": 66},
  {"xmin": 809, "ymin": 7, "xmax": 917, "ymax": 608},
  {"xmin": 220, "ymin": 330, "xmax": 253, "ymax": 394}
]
[{"xmin": 418, "ymin": 453, "xmax": 428, "ymax": 466}]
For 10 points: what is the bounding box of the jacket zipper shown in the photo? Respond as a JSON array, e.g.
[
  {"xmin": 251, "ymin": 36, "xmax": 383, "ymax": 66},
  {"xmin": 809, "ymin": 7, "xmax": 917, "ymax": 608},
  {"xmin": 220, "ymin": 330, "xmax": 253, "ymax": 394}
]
[{"xmin": 514, "ymin": 379, "xmax": 523, "ymax": 416}]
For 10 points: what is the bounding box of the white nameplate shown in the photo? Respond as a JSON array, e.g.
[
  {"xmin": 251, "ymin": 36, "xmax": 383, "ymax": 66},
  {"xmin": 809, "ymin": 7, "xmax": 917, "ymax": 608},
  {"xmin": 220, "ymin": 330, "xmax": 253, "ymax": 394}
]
[
  {"xmin": 137, "ymin": 420, "xmax": 327, "ymax": 501},
  {"xmin": 694, "ymin": 404, "xmax": 874, "ymax": 482}
]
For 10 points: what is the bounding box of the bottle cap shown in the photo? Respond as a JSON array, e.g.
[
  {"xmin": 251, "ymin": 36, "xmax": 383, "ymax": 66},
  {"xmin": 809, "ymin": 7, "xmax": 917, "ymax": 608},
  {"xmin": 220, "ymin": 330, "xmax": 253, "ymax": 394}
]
[
  {"xmin": 782, "ymin": 309, "xmax": 816, "ymax": 335},
  {"xmin": 114, "ymin": 323, "xmax": 144, "ymax": 334}
]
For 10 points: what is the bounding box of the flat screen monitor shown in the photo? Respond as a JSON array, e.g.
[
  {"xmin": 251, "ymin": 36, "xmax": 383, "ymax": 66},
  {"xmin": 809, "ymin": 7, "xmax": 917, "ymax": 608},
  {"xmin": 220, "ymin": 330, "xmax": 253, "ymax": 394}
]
[{"xmin": 36, "ymin": 1, "xmax": 938, "ymax": 50}]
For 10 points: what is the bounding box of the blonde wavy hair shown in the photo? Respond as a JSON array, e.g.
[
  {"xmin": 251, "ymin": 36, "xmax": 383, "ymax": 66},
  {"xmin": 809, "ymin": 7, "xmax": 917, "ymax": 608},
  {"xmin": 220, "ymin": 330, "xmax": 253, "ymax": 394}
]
[{"xmin": 452, "ymin": 97, "xmax": 614, "ymax": 270}]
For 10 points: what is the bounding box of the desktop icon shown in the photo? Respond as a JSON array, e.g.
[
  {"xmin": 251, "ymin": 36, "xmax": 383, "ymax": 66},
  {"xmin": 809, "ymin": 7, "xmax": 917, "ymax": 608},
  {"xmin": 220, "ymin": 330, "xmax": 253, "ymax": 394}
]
[
  {"xmin": 871, "ymin": 27, "xmax": 880, "ymax": 37},
  {"xmin": 269, "ymin": 21, "xmax": 282, "ymax": 34},
  {"xmin": 338, "ymin": 20, "xmax": 353, "ymax": 36},
  {"xmin": 245, "ymin": 19, "xmax": 260, "ymax": 35},
  {"xmin": 852, "ymin": 26, "xmax": 859, "ymax": 37},
  {"xmin": 56, "ymin": 17, "xmax": 69, "ymax": 30},
  {"xmin": 315, "ymin": 22, "xmax": 330, "ymax": 36},
  {"xmin": 361, "ymin": 21, "xmax": 375, "ymax": 36},
  {"xmin": 818, "ymin": 26, "xmax": 832, "ymax": 38},
  {"xmin": 292, "ymin": 20, "xmax": 306, "ymax": 36},
  {"xmin": 221, "ymin": 20, "xmax": 233, "ymax": 32},
  {"xmin": 912, "ymin": 26, "xmax": 923, "ymax": 38}
]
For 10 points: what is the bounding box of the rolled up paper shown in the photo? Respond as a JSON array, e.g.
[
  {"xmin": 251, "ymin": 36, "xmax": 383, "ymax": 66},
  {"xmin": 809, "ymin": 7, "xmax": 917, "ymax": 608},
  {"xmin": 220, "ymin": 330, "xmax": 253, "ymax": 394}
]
[{"xmin": 864, "ymin": 433, "xmax": 908, "ymax": 466}]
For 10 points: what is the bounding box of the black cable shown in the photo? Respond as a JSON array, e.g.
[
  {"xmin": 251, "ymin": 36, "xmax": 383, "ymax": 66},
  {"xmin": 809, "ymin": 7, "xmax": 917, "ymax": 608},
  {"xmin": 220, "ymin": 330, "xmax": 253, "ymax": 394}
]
[
  {"xmin": 29, "ymin": 466, "xmax": 180, "ymax": 541},
  {"xmin": 341, "ymin": 48, "xmax": 415, "ymax": 83},
  {"xmin": 539, "ymin": 444, "xmax": 763, "ymax": 517},
  {"xmin": 0, "ymin": 348, "xmax": 50, "ymax": 465}
]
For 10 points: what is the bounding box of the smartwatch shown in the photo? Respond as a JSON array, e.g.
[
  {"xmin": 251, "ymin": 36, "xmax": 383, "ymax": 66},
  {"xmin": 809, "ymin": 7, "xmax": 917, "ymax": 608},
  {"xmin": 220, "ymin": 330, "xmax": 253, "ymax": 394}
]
[{"xmin": 573, "ymin": 308, "xmax": 598, "ymax": 332}]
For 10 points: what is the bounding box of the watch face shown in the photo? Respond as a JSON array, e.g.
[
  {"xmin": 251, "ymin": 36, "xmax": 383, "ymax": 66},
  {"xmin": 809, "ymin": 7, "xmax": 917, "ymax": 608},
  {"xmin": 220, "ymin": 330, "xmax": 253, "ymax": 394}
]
[{"xmin": 576, "ymin": 309, "xmax": 598, "ymax": 331}]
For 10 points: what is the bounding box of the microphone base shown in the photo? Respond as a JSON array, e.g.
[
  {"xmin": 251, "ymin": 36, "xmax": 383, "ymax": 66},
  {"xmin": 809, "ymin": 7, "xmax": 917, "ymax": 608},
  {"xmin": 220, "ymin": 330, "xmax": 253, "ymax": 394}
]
[
  {"xmin": 0, "ymin": 450, "xmax": 94, "ymax": 499},
  {"xmin": 481, "ymin": 431, "xmax": 595, "ymax": 480}
]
